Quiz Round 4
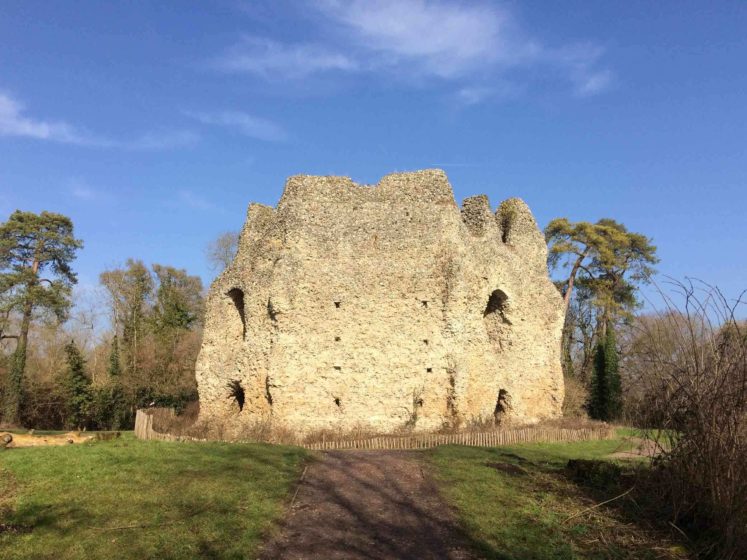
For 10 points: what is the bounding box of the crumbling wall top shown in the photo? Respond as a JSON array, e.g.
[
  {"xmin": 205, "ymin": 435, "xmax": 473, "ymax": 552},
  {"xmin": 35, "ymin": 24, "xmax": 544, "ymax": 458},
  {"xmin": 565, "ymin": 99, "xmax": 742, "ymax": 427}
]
[{"xmin": 277, "ymin": 169, "xmax": 456, "ymax": 209}]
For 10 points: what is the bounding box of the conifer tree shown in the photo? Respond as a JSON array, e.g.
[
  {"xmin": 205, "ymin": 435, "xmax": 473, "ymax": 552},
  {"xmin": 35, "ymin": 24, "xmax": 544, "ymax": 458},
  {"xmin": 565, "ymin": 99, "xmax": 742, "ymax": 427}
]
[
  {"xmin": 104, "ymin": 334, "xmax": 127, "ymax": 429},
  {"xmin": 589, "ymin": 340, "xmax": 608, "ymax": 420},
  {"xmin": 108, "ymin": 335, "xmax": 121, "ymax": 378},
  {"xmin": 604, "ymin": 323, "xmax": 622, "ymax": 419},
  {"xmin": 63, "ymin": 340, "xmax": 91, "ymax": 430},
  {"xmin": 588, "ymin": 321, "xmax": 622, "ymax": 421},
  {"xmin": 0, "ymin": 211, "xmax": 82, "ymax": 425}
]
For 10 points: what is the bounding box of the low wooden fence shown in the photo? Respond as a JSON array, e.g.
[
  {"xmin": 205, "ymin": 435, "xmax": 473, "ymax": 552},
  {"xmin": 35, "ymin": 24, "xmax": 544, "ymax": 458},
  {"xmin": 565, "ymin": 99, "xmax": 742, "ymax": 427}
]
[
  {"xmin": 303, "ymin": 426, "xmax": 616, "ymax": 450},
  {"xmin": 134, "ymin": 409, "xmax": 616, "ymax": 450}
]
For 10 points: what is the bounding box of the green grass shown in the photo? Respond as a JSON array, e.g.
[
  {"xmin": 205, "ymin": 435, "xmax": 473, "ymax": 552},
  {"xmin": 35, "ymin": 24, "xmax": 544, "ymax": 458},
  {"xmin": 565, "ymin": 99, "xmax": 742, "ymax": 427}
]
[
  {"xmin": 0, "ymin": 434, "xmax": 308, "ymax": 560},
  {"xmin": 428, "ymin": 434, "xmax": 687, "ymax": 560}
]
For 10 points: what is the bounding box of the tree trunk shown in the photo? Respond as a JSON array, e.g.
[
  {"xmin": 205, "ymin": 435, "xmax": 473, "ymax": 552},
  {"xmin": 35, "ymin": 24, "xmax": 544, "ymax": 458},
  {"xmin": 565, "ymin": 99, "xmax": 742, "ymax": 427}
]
[
  {"xmin": 563, "ymin": 249, "xmax": 589, "ymax": 317},
  {"xmin": 3, "ymin": 298, "xmax": 32, "ymax": 425}
]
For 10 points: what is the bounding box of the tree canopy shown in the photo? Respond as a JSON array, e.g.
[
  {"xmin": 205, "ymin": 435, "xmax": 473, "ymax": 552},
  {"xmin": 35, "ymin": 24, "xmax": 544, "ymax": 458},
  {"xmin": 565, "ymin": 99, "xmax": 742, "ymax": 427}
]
[
  {"xmin": 0, "ymin": 210, "xmax": 82, "ymax": 424},
  {"xmin": 545, "ymin": 217, "xmax": 658, "ymax": 321}
]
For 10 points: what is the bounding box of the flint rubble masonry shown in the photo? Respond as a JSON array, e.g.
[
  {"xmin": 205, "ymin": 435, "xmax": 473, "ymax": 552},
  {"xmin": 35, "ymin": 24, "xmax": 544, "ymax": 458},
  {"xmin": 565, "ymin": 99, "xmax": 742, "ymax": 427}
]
[{"xmin": 195, "ymin": 169, "xmax": 564, "ymax": 435}]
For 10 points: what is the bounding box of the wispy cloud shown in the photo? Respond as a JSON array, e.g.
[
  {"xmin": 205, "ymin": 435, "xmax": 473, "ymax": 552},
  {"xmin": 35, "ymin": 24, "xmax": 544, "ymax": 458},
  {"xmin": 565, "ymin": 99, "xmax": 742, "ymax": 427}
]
[
  {"xmin": 0, "ymin": 91, "xmax": 99, "ymax": 145},
  {"xmin": 573, "ymin": 69, "xmax": 614, "ymax": 97},
  {"xmin": 177, "ymin": 190, "xmax": 217, "ymax": 211},
  {"xmin": 215, "ymin": 37, "xmax": 357, "ymax": 79},
  {"xmin": 0, "ymin": 91, "xmax": 198, "ymax": 149},
  {"xmin": 455, "ymin": 83, "xmax": 524, "ymax": 105},
  {"xmin": 68, "ymin": 178, "xmax": 97, "ymax": 201},
  {"xmin": 66, "ymin": 177, "xmax": 119, "ymax": 203},
  {"xmin": 219, "ymin": 0, "xmax": 612, "ymax": 99},
  {"xmin": 315, "ymin": 0, "xmax": 531, "ymax": 78},
  {"xmin": 185, "ymin": 110, "xmax": 287, "ymax": 142},
  {"xmin": 125, "ymin": 130, "xmax": 199, "ymax": 150}
]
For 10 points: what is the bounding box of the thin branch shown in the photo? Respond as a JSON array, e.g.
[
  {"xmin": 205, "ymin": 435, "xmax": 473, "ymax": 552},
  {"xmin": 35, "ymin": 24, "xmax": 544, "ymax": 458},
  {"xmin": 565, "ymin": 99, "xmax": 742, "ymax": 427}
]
[{"xmin": 563, "ymin": 486, "xmax": 636, "ymax": 524}]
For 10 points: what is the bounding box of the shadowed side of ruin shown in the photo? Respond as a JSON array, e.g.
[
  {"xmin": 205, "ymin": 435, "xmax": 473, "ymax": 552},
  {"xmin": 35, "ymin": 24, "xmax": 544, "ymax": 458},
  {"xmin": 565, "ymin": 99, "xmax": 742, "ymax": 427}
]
[{"xmin": 195, "ymin": 169, "xmax": 564, "ymax": 435}]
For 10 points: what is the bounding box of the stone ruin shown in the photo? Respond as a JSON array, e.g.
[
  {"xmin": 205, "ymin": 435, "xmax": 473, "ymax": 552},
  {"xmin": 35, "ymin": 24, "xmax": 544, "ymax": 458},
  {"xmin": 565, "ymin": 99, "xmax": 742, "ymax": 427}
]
[{"xmin": 195, "ymin": 169, "xmax": 564, "ymax": 435}]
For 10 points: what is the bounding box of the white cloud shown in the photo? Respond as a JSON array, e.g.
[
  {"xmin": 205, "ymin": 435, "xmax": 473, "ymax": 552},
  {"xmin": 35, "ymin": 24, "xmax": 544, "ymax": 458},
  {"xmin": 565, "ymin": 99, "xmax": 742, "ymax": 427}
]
[
  {"xmin": 185, "ymin": 110, "xmax": 287, "ymax": 142},
  {"xmin": 316, "ymin": 0, "xmax": 532, "ymax": 78},
  {"xmin": 0, "ymin": 91, "xmax": 199, "ymax": 149},
  {"xmin": 215, "ymin": 36, "xmax": 357, "ymax": 79},
  {"xmin": 0, "ymin": 92, "xmax": 98, "ymax": 145},
  {"xmin": 220, "ymin": 1, "xmax": 612, "ymax": 100}
]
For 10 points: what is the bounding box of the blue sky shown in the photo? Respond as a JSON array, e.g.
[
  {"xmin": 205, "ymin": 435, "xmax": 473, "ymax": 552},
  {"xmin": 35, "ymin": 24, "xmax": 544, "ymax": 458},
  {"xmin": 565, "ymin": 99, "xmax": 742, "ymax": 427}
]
[{"xmin": 1, "ymin": 1, "xmax": 745, "ymax": 311}]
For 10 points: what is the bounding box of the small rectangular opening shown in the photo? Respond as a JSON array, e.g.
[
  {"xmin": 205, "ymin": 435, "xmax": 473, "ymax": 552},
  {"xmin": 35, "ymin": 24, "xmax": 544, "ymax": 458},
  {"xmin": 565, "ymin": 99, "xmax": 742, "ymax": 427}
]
[
  {"xmin": 334, "ymin": 301, "xmax": 341, "ymax": 308},
  {"xmin": 423, "ymin": 339, "xmax": 429, "ymax": 345},
  {"xmin": 421, "ymin": 300, "xmax": 428, "ymax": 308},
  {"xmin": 426, "ymin": 367, "xmax": 433, "ymax": 373},
  {"xmin": 335, "ymin": 336, "xmax": 341, "ymax": 342},
  {"xmin": 333, "ymin": 366, "xmax": 342, "ymax": 371}
]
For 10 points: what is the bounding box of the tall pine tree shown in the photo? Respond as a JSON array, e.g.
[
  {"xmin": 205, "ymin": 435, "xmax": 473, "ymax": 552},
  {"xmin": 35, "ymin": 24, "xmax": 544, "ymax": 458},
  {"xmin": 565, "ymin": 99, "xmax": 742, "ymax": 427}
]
[{"xmin": 0, "ymin": 211, "xmax": 82, "ymax": 425}]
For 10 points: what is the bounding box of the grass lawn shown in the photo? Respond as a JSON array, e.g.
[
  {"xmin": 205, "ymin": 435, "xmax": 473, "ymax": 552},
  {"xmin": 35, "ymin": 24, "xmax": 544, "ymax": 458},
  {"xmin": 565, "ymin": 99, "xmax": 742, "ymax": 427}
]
[
  {"xmin": 428, "ymin": 431, "xmax": 688, "ymax": 560},
  {"xmin": 0, "ymin": 434, "xmax": 308, "ymax": 560}
]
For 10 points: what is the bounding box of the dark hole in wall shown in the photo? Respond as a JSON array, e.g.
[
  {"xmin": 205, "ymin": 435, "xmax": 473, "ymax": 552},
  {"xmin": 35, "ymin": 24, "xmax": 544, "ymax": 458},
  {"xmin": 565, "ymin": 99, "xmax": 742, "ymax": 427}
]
[
  {"xmin": 422, "ymin": 300, "xmax": 428, "ymax": 308},
  {"xmin": 494, "ymin": 389, "xmax": 511, "ymax": 424},
  {"xmin": 501, "ymin": 213, "xmax": 513, "ymax": 243},
  {"xmin": 267, "ymin": 298, "xmax": 278, "ymax": 321},
  {"xmin": 334, "ymin": 366, "xmax": 342, "ymax": 371},
  {"xmin": 227, "ymin": 288, "xmax": 246, "ymax": 339},
  {"xmin": 423, "ymin": 339, "xmax": 429, "ymax": 345},
  {"xmin": 227, "ymin": 380, "xmax": 245, "ymax": 412},
  {"xmin": 334, "ymin": 397, "xmax": 341, "ymax": 407},
  {"xmin": 426, "ymin": 367, "xmax": 433, "ymax": 373},
  {"xmin": 334, "ymin": 301, "xmax": 341, "ymax": 308},
  {"xmin": 484, "ymin": 289, "xmax": 511, "ymax": 324},
  {"xmin": 335, "ymin": 336, "xmax": 341, "ymax": 342}
]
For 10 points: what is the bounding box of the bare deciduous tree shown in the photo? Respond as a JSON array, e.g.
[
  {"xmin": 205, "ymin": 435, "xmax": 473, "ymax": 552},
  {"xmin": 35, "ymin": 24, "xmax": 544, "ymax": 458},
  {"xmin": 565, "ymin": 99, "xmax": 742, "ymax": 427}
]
[
  {"xmin": 206, "ymin": 231, "xmax": 239, "ymax": 272},
  {"xmin": 624, "ymin": 281, "xmax": 746, "ymax": 558}
]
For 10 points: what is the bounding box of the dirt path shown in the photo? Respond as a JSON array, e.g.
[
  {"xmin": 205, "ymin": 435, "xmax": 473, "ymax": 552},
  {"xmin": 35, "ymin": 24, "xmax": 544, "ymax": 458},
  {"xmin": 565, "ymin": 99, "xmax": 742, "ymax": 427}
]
[{"xmin": 259, "ymin": 451, "xmax": 477, "ymax": 560}]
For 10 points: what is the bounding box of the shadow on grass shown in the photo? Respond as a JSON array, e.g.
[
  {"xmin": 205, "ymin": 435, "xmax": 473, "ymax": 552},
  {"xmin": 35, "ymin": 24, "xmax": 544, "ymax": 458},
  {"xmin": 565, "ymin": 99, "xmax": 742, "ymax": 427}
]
[
  {"xmin": 429, "ymin": 445, "xmax": 690, "ymax": 560},
  {"xmin": 0, "ymin": 439, "xmax": 308, "ymax": 560}
]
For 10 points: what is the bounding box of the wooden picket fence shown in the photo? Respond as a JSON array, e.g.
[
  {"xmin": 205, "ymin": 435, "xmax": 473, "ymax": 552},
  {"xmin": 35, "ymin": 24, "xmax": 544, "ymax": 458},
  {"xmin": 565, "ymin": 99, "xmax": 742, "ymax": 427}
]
[{"xmin": 134, "ymin": 409, "xmax": 616, "ymax": 450}]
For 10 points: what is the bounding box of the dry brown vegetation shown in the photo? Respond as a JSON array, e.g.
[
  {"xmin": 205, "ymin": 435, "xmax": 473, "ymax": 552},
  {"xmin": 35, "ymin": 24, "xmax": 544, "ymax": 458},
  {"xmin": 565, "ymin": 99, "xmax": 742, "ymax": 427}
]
[{"xmin": 622, "ymin": 281, "xmax": 746, "ymax": 559}]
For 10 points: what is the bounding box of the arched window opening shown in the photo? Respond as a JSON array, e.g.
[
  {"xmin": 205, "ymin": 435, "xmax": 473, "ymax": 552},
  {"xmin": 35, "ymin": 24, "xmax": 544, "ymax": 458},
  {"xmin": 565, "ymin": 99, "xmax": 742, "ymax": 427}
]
[
  {"xmin": 484, "ymin": 289, "xmax": 511, "ymax": 323},
  {"xmin": 501, "ymin": 215, "xmax": 512, "ymax": 243},
  {"xmin": 494, "ymin": 389, "xmax": 511, "ymax": 425},
  {"xmin": 227, "ymin": 288, "xmax": 246, "ymax": 339},
  {"xmin": 484, "ymin": 289, "xmax": 512, "ymax": 350}
]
